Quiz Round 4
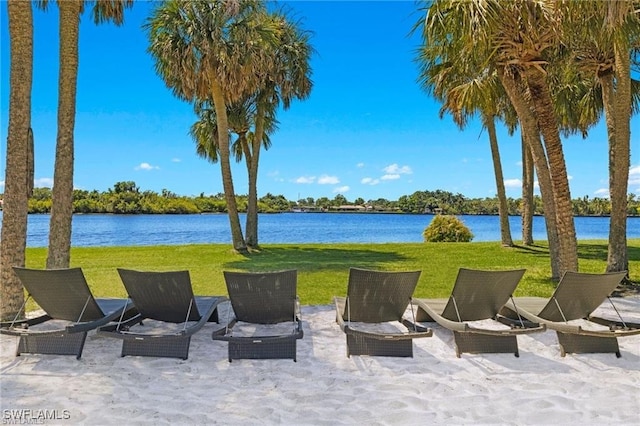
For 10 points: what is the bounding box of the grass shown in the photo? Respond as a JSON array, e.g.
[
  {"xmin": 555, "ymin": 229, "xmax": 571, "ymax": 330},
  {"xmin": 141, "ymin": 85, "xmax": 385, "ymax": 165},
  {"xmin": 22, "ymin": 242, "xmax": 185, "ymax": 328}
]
[{"xmin": 22, "ymin": 239, "xmax": 640, "ymax": 308}]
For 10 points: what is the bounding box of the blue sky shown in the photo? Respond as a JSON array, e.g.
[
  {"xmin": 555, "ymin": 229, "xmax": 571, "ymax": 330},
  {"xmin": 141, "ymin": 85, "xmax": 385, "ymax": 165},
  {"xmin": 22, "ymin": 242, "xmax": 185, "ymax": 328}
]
[{"xmin": 1, "ymin": 0, "xmax": 639, "ymax": 202}]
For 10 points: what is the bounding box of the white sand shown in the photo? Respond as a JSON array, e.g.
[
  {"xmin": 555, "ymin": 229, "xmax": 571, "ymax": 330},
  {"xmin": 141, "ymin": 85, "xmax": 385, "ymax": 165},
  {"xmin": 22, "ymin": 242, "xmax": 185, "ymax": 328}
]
[{"xmin": 2, "ymin": 297, "xmax": 639, "ymax": 425}]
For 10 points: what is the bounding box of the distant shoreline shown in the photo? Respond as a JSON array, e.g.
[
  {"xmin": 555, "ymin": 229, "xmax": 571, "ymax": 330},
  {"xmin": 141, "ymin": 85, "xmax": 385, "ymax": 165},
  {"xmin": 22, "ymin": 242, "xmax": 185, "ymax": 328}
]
[{"xmin": 12, "ymin": 211, "xmax": 640, "ymax": 218}]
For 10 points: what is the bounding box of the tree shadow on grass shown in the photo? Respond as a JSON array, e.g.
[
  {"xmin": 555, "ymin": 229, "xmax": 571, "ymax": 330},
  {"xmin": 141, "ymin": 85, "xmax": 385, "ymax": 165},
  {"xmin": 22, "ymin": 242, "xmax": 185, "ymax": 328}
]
[
  {"xmin": 223, "ymin": 246, "xmax": 410, "ymax": 272},
  {"xmin": 577, "ymin": 243, "xmax": 640, "ymax": 262},
  {"xmin": 511, "ymin": 242, "xmax": 640, "ymax": 263},
  {"xmin": 511, "ymin": 244, "xmax": 550, "ymax": 256}
]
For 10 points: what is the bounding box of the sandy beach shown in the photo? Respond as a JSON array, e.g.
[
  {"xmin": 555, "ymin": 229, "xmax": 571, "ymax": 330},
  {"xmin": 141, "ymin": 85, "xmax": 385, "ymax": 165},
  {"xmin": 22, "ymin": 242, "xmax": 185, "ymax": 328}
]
[{"xmin": 2, "ymin": 297, "xmax": 639, "ymax": 426}]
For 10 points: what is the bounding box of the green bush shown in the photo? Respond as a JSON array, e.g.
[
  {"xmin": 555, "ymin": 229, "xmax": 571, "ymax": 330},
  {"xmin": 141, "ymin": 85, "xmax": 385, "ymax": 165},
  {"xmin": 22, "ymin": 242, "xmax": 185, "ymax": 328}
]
[{"xmin": 423, "ymin": 215, "xmax": 474, "ymax": 242}]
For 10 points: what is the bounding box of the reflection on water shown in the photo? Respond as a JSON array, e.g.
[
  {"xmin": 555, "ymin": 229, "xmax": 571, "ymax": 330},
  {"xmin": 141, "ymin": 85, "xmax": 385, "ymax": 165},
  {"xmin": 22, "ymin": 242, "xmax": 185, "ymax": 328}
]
[{"xmin": 7, "ymin": 212, "xmax": 638, "ymax": 247}]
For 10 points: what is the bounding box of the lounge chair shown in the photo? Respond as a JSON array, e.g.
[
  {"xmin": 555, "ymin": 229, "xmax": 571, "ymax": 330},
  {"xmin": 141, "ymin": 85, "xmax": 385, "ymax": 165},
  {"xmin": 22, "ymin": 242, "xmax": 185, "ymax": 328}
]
[
  {"xmin": 499, "ymin": 271, "xmax": 640, "ymax": 357},
  {"xmin": 0, "ymin": 267, "xmax": 135, "ymax": 359},
  {"xmin": 334, "ymin": 268, "xmax": 432, "ymax": 357},
  {"xmin": 98, "ymin": 269, "xmax": 226, "ymax": 360},
  {"xmin": 412, "ymin": 268, "xmax": 545, "ymax": 358},
  {"xmin": 212, "ymin": 270, "xmax": 303, "ymax": 362}
]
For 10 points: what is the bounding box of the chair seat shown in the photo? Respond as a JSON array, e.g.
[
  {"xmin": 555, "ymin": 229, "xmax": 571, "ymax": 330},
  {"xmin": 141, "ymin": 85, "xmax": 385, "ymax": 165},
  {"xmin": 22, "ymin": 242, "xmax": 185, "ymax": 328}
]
[
  {"xmin": 499, "ymin": 271, "xmax": 636, "ymax": 357},
  {"xmin": 412, "ymin": 268, "xmax": 545, "ymax": 358},
  {"xmin": 213, "ymin": 270, "xmax": 303, "ymax": 362},
  {"xmin": 1, "ymin": 267, "xmax": 135, "ymax": 360},
  {"xmin": 98, "ymin": 269, "xmax": 226, "ymax": 360},
  {"xmin": 334, "ymin": 268, "xmax": 432, "ymax": 358}
]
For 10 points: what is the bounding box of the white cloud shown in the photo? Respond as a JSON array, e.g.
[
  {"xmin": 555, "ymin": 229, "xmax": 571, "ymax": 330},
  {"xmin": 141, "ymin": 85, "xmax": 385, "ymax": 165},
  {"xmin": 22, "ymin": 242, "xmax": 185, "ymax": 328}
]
[
  {"xmin": 171, "ymin": 158, "xmax": 181, "ymax": 163},
  {"xmin": 35, "ymin": 177, "xmax": 54, "ymax": 188},
  {"xmin": 594, "ymin": 188, "xmax": 610, "ymax": 197},
  {"xmin": 1, "ymin": 178, "xmax": 54, "ymax": 191},
  {"xmin": 629, "ymin": 165, "xmax": 640, "ymax": 187},
  {"xmin": 318, "ymin": 175, "xmax": 340, "ymax": 185},
  {"xmin": 462, "ymin": 158, "xmax": 482, "ymax": 164},
  {"xmin": 356, "ymin": 162, "xmax": 365, "ymax": 168},
  {"xmin": 383, "ymin": 164, "xmax": 412, "ymax": 175},
  {"xmin": 361, "ymin": 177, "xmax": 380, "ymax": 185},
  {"xmin": 135, "ymin": 162, "xmax": 159, "ymax": 171},
  {"xmin": 503, "ymin": 179, "xmax": 522, "ymax": 189},
  {"xmin": 295, "ymin": 176, "xmax": 315, "ymax": 184},
  {"xmin": 381, "ymin": 174, "xmax": 400, "ymax": 181},
  {"xmin": 333, "ymin": 185, "xmax": 350, "ymax": 194}
]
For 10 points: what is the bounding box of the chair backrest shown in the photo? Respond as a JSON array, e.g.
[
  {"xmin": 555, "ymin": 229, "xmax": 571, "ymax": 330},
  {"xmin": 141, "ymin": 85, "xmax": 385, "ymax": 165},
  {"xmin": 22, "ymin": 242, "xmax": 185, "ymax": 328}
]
[
  {"xmin": 223, "ymin": 270, "xmax": 297, "ymax": 324},
  {"xmin": 344, "ymin": 268, "xmax": 421, "ymax": 323},
  {"xmin": 117, "ymin": 269, "xmax": 200, "ymax": 323},
  {"xmin": 441, "ymin": 268, "xmax": 526, "ymax": 322},
  {"xmin": 536, "ymin": 271, "xmax": 627, "ymax": 322},
  {"xmin": 13, "ymin": 267, "xmax": 105, "ymax": 322}
]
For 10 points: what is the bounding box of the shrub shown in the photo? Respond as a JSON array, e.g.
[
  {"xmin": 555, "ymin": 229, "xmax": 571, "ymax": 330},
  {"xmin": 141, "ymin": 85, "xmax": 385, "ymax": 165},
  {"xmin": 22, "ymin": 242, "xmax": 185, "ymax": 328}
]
[{"xmin": 423, "ymin": 215, "xmax": 474, "ymax": 242}]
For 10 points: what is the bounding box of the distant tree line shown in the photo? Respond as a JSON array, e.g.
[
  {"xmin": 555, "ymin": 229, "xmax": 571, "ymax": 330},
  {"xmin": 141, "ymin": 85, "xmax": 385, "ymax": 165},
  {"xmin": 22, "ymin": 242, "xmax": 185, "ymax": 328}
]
[{"xmin": 7, "ymin": 181, "xmax": 639, "ymax": 217}]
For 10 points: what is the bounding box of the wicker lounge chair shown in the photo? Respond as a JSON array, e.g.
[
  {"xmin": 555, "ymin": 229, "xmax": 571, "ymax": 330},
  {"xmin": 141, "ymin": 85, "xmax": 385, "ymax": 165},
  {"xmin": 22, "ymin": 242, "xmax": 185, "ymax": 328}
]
[
  {"xmin": 334, "ymin": 268, "xmax": 432, "ymax": 358},
  {"xmin": 0, "ymin": 267, "xmax": 135, "ymax": 359},
  {"xmin": 98, "ymin": 269, "xmax": 226, "ymax": 360},
  {"xmin": 499, "ymin": 271, "xmax": 640, "ymax": 357},
  {"xmin": 412, "ymin": 268, "xmax": 545, "ymax": 358},
  {"xmin": 212, "ymin": 270, "xmax": 303, "ymax": 362}
]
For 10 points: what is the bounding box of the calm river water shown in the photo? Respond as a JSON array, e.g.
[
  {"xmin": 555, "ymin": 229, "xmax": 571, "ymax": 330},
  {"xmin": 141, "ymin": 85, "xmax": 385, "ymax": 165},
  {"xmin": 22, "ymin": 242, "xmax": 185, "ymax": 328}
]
[{"xmin": 5, "ymin": 213, "xmax": 639, "ymax": 247}]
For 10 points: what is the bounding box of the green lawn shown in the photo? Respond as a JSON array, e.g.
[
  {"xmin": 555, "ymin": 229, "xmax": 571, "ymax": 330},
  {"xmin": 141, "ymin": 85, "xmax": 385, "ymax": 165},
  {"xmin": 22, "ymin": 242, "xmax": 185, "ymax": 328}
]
[{"xmin": 24, "ymin": 239, "xmax": 640, "ymax": 306}]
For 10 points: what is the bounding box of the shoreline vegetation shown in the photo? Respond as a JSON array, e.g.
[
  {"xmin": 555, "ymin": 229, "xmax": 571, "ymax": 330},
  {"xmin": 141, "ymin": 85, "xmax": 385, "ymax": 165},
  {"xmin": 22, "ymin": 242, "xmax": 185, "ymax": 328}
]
[
  {"xmin": 22, "ymin": 240, "xmax": 640, "ymax": 310},
  {"xmin": 1, "ymin": 181, "xmax": 637, "ymax": 216}
]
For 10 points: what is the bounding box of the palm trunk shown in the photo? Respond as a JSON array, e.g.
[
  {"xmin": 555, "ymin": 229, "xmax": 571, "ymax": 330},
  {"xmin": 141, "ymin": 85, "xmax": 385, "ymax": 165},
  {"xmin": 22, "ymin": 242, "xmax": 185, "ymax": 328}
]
[
  {"xmin": 1, "ymin": 0, "xmax": 33, "ymax": 320},
  {"xmin": 483, "ymin": 112, "xmax": 512, "ymax": 246},
  {"xmin": 521, "ymin": 132, "xmax": 534, "ymax": 245},
  {"xmin": 47, "ymin": 0, "xmax": 82, "ymax": 269},
  {"xmin": 604, "ymin": 46, "xmax": 630, "ymax": 273},
  {"xmin": 524, "ymin": 68, "xmax": 578, "ymax": 276},
  {"xmin": 499, "ymin": 68, "xmax": 562, "ymax": 279},
  {"xmin": 210, "ymin": 79, "xmax": 246, "ymax": 252},
  {"xmin": 244, "ymin": 103, "xmax": 266, "ymax": 249}
]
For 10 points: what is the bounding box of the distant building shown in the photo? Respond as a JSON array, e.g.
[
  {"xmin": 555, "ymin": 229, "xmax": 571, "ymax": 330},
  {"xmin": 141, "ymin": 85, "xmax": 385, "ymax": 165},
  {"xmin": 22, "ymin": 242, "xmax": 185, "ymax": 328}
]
[{"xmin": 335, "ymin": 205, "xmax": 368, "ymax": 212}]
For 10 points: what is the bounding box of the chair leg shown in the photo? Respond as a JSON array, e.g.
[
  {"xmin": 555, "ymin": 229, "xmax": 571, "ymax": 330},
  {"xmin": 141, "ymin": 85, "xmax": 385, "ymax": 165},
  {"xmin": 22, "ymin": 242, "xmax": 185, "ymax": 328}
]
[
  {"xmin": 556, "ymin": 332, "xmax": 621, "ymax": 357},
  {"xmin": 453, "ymin": 332, "xmax": 518, "ymax": 357},
  {"xmin": 120, "ymin": 336, "xmax": 191, "ymax": 359},
  {"xmin": 17, "ymin": 332, "xmax": 88, "ymax": 359},
  {"xmin": 346, "ymin": 334, "xmax": 413, "ymax": 357}
]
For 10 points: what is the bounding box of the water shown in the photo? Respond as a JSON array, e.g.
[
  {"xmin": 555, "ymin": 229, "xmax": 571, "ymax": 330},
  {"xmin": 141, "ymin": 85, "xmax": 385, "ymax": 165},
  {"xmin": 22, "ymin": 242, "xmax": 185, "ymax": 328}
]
[{"xmin": 6, "ymin": 213, "xmax": 639, "ymax": 247}]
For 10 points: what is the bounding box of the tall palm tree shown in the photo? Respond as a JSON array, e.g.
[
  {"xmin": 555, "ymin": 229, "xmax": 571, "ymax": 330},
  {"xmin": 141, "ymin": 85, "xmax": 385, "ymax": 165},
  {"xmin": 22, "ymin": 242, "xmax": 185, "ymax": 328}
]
[
  {"xmin": 416, "ymin": 0, "xmax": 577, "ymax": 277},
  {"xmin": 146, "ymin": 0, "xmax": 279, "ymax": 253},
  {"xmin": 500, "ymin": 67, "xmax": 561, "ymax": 278},
  {"xmin": 565, "ymin": 1, "xmax": 639, "ymax": 274},
  {"xmin": 243, "ymin": 12, "xmax": 313, "ymax": 248},
  {"xmin": 44, "ymin": 0, "xmax": 133, "ymax": 269},
  {"xmin": 1, "ymin": 0, "xmax": 33, "ymax": 320},
  {"xmin": 414, "ymin": 46, "xmax": 514, "ymax": 246},
  {"xmin": 495, "ymin": 1, "xmax": 578, "ymax": 275}
]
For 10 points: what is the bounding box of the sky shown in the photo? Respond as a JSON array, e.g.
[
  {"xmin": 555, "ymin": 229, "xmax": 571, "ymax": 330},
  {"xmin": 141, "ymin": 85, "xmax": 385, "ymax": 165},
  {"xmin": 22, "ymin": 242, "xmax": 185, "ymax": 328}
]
[{"xmin": 1, "ymin": 0, "xmax": 639, "ymax": 203}]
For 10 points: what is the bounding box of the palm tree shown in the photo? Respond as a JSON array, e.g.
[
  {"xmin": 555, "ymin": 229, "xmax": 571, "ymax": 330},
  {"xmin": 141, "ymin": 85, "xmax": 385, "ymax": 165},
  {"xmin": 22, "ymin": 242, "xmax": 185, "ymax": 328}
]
[
  {"xmin": 1, "ymin": 0, "xmax": 33, "ymax": 320},
  {"xmin": 146, "ymin": 0, "xmax": 280, "ymax": 253},
  {"xmin": 415, "ymin": 0, "xmax": 578, "ymax": 277},
  {"xmin": 565, "ymin": 1, "xmax": 640, "ymax": 274},
  {"xmin": 243, "ymin": 11, "xmax": 313, "ymax": 248},
  {"xmin": 496, "ymin": 1, "xmax": 578, "ymax": 275},
  {"xmin": 414, "ymin": 47, "xmax": 514, "ymax": 246},
  {"xmin": 499, "ymin": 67, "xmax": 562, "ymax": 279},
  {"xmin": 44, "ymin": 0, "xmax": 133, "ymax": 269}
]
